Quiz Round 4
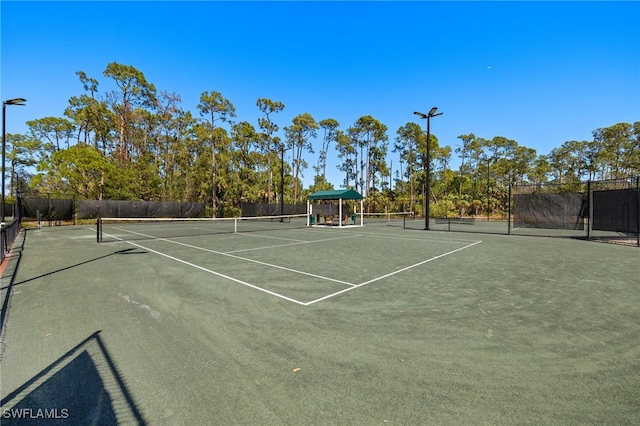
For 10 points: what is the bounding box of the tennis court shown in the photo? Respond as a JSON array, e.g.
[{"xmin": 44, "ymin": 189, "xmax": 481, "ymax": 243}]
[
  {"xmin": 96, "ymin": 215, "xmax": 481, "ymax": 306},
  {"xmin": 1, "ymin": 220, "xmax": 639, "ymax": 424}
]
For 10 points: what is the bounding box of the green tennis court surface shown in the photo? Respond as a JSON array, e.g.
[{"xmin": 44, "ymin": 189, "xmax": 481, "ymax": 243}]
[
  {"xmin": 98, "ymin": 218, "xmax": 481, "ymax": 305},
  {"xmin": 1, "ymin": 223, "xmax": 639, "ymax": 424}
]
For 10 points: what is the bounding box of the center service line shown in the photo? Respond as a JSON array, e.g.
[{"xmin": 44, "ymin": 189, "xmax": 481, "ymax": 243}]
[{"xmin": 302, "ymin": 240, "xmax": 483, "ymax": 306}]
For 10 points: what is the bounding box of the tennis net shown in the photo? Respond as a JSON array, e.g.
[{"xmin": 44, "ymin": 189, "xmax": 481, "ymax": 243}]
[
  {"xmin": 361, "ymin": 212, "xmax": 415, "ymax": 228},
  {"xmin": 97, "ymin": 213, "xmax": 310, "ymax": 242}
]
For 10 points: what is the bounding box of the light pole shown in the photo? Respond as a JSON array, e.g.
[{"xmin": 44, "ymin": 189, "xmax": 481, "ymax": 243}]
[
  {"xmin": 414, "ymin": 107, "xmax": 443, "ymax": 230},
  {"xmin": 2, "ymin": 98, "xmax": 27, "ymax": 225}
]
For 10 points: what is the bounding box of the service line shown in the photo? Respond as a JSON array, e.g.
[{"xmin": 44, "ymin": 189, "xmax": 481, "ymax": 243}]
[
  {"xmin": 302, "ymin": 240, "xmax": 483, "ymax": 306},
  {"xmin": 109, "ymin": 228, "xmax": 356, "ymax": 287},
  {"xmin": 104, "ymin": 236, "xmax": 308, "ymax": 305}
]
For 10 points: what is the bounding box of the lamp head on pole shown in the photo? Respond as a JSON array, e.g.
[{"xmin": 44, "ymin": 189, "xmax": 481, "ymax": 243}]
[
  {"xmin": 414, "ymin": 107, "xmax": 443, "ymax": 120},
  {"xmin": 3, "ymin": 98, "xmax": 27, "ymax": 107}
]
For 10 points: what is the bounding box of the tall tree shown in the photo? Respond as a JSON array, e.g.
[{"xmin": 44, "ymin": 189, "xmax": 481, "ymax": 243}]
[
  {"xmin": 25, "ymin": 117, "xmax": 75, "ymax": 152},
  {"xmin": 528, "ymin": 155, "xmax": 551, "ymax": 186},
  {"xmin": 316, "ymin": 118, "xmax": 339, "ymax": 181},
  {"xmin": 335, "ymin": 130, "xmax": 355, "ymax": 188},
  {"xmin": 154, "ymin": 91, "xmax": 186, "ymax": 200},
  {"xmin": 64, "ymin": 71, "xmax": 114, "ymax": 150},
  {"xmin": 34, "ymin": 144, "xmax": 113, "ymax": 199},
  {"xmin": 256, "ymin": 98, "xmax": 285, "ymax": 204},
  {"xmin": 6, "ymin": 133, "xmax": 42, "ymax": 197},
  {"xmin": 349, "ymin": 115, "xmax": 388, "ymax": 197},
  {"xmin": 455, "ymin": 134, "xmax": 482, "ymax": 197},
  {"xmin": 285, "ymin": 113, "xmax": 318, "ymax": 203},
  {"xmin": 197, "ymin": 91, "xmax": 236, "ymax": 216},
  {"xmin": 395, "ymin": 122, "xmax": 423, "ymax": 211},
  {"xmin": 103, "ymin": 62, "xmax": 157, "ymax": 163},
  {"xmin": 548, "ymin": 145, "xmax": 573, "ymax": 184},
  {"xmin": 630, "ymin": 122, "xmax": 640, "ymax": 175},
  {"xmin": 230, "ymin": 121, "xmax": 260, "ymax": 204},
  {"xmin": 175, "ymin": 114, "xmax": 206, "ymax": 201},
  {"xmin": 595, "ymin": 122, "xmax": 636, "ymax": 178},
  {"xmin": 510, "ymin": 145, "xmax": 537, "ymax": 185}
]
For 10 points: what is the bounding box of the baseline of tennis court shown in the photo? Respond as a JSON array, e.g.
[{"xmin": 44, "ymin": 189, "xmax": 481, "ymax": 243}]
[{"xmin": 100, "ymin": 223, "xmax": 482, "ymax": 306}]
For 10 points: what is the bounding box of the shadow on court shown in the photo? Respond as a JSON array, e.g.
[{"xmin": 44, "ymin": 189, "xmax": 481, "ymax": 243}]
[
  {"xmin": 1, "ymin": 229, "xmax": 144, "ymax": 335},
  {"xmin": 1, "ymin": 331, "xmax": 146, "ymax": 425},
  {"xmin": 8, "ymin": 247, "xmax": 145, "ymax": 290},
  {"xmin": 1, "ymin": 229, "xmax": 146, "ymax": 424}
]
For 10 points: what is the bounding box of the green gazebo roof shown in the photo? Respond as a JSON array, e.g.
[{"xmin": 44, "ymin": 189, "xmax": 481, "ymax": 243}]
[{"xmin": 307, "ymin": 189, "xmax": 363, "ymax": 200}]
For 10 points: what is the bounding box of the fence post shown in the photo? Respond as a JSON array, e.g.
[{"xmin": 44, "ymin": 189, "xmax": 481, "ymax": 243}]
[
  {"xmin": 637, "ymin": 176, "xmax": 639, "ymax": 247},
  {"xmin": 507, "ymin": 184, "xmax": 512, "ymax": 235},
  {"xmin": 1, "ymin": 223, "xmax": 5, "ymax": 257},
  {"xmin": 586, "ymin": 180, "xmax": 591, "ymax": 241},
  {"xmin": 16, "ymin": 192, "xmax": 22, "ymax": 223}
]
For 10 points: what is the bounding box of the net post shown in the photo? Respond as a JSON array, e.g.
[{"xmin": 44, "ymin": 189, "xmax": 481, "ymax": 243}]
[{"xmin": 96, "ymin": 218, "xmax": 101, "ymax": 243}]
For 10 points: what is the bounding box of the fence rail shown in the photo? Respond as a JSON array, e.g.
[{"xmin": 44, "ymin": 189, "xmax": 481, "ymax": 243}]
[{"xmin": 1, "ymin": 219, "xmax": 21, "ymax": 263}]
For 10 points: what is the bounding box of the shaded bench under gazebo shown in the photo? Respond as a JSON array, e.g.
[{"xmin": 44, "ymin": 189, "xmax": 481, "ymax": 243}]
[{"xmin": 306, "ymin": 189, "xmax": 364, "ymax": 228}]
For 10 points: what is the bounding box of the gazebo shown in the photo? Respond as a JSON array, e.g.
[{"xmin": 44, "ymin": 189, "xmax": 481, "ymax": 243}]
[{"xmin": 306, "ymin": 189, "xmax": 364, "ymax": 227}]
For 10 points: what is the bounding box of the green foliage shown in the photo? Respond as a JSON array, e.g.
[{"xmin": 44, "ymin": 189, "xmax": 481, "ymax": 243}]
[
  {"xmin": 308, "ymin": 175, "xmax": 334, "ymax": 194},
  {"xmin": 35, "ymin": 144, "xmax": 112, "ymax": 198},
  {"xmin": 11, "ymin": 62, "xmax": 637, "ymax": 220},
  {"xmin": 431, "ymin": 197, "xmax": 456, "ymax": 218}
]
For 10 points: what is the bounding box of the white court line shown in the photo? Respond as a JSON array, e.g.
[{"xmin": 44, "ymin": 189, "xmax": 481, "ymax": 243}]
[
  {"xmin": 102, "ymin": 233, "xmax": 308, "ymax": 305},
  {"xmin": 224, "ymin": 234, "xmax": 361, "ymax": 254},
  {"xmin": 110, "ymin": 228, "xmax": 357, "ymax": 287},
  {"xmin": 301, "ymin": 240, "xmax": 483, "ymax": 306},
  {"xmin": 102, "ymin": 229, "xmax": 481, "ymax": 306},
  {"xmin": 232, "ymin": 232, "xmax": 308, "ymax": 243},
  {"xmin": 171, "ymin": 225, "xmax": 307, "ymax": 243},
  {"xmin": 339, "ymin": 229, "xmax": 478, "ymax": 244}
]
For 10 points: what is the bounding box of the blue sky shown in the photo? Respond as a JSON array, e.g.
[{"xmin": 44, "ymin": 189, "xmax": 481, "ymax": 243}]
[{"xmin": 1, "ymin": 1, "xmax": 639, "ymax": 188}]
